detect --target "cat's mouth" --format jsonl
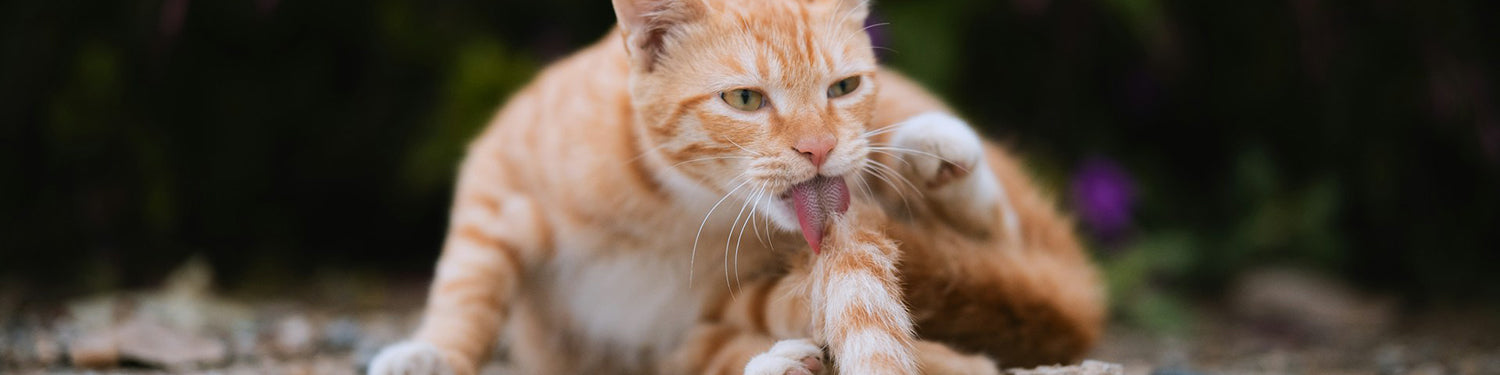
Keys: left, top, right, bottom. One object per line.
{"left": 778, "top": 175, "right": 850, "bottom": 254}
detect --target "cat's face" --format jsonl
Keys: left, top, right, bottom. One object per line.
{"left": 618, "top": 0, "right": 877, "bottom": 234}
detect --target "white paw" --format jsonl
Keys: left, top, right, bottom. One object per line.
{"left": 887, "top": 112, "right": 985, "bottom": 190}
{"left": 745, "top": 339, "right": 826, "bottom": 375}
{"left": 887, "top": 112, "right": 1011, "bottom": 233}
{"left": 367, "top": 341, "right": 460, "bottom": 375}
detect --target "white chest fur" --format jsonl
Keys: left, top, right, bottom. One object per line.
{"left": 551, "top": 250, "right": 700, "bottom": 357}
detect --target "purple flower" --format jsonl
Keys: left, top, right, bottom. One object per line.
{"left": 1071, "top": 157, "right": 1136, "bottom": 243}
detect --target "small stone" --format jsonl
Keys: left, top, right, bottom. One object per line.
{"left": 1407, "top": 363, "right": 1446, "bottom": 375}
{"left": 1007, "top": 360, "right": 1125, "bottom": 375}
{"left": 1232, "top": 268, "right": 1395, "bottom": 343}
{"left": 68, "top": 332, "right": 119, "bottom": 369}
{"left": 114, "top": 315, "right": 229, "bottom": 369}
{"left": 0, "top": 331, "right": 9, "bottom": 365}
{"left": 33, "top": 330, "right": 60, "bottom": 366}
{"left": 230, "top": 320, "right": 262, "bottom": 359}
{"left": 273, "top": 315, "right": 317, "bottom": 357}
{"left": 1148, "top": 369, "right": 1209, "bottom": 375}
{"left": 3, "top": 328, "right": 28, "bottom": 367}
{"left": 352, "top": 337, "right": 389, "bottom": 372}
{"left": 323, "top": 317, "right": 363, "bottom": 351}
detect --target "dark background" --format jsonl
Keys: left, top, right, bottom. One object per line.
{"left": 3, "top": 0, "right": 1497, "bottom": 324}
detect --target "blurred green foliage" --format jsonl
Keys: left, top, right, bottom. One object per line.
{"left": 2, "top": 0, "right": 1497, "bottom": 323}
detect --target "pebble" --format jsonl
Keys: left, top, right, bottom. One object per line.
{"left": 33, "top": 329, "right": 60, "bottom": 366}
{"left": 1008, "top": 360, "right": 1126, "bottom": 375}
{"left": 68, "top": 315, "right": 229, "bottom": 370}
{"left": 323, "top": 317, "right": 363, "bottom": 351}
{"left": 1232, "top": 268, "right": 1394, "bottom": 343}
{"left": 230, "top": 320, "right": 261, "bottom": 360}
{"left": 67, "top": 332, "right": 118, "bottom": 369}
{"left": 273, "top": 315, "right": 317, "bottom": 356}
{"left": 117, "top": 315, "right": 229, "bottom": 369}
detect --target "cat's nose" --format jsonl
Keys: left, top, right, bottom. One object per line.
{"left": 794, "top": 136, "right": 836, "bottom": 168}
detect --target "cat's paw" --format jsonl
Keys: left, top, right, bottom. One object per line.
{"left": 367, "top": 341, "right": 466, "bottom": 375}
{"left": 887, "top": 112, "right": 985, "bottom": 190}
{"left": 745, "top": 339, "right": 826, "bottom": 375}
{"left": 886, "top": 112, "right": 1004, "bottom": 230}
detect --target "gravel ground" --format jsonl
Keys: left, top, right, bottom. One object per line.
{"left": 2, "top": 262, "right": 1496, "bottom": 374}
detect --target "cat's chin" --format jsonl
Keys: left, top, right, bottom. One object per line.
{"left": 763, "top": 198, "right": 803, "bottom": 233}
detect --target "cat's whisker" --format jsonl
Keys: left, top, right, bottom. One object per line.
{"left": 624, "top": 142, "right": 673, "bottom": 164}
{"left": 725, "top": 138, "right": 762, "bottom": 157}
{"left": 735, "top": 185, "right": 764, "bottom": 291}
{"left": 840, "top": 18, "right": 888, "bottom": 47}
{"left": 867, "top": 160, "right": 925, "bottom": 197}
{"left": 749, "top": 185, "right": 768, "bottom": 247}
{"left": 872, "top": 46, "right": 900, "bottom": 55}
{"left": 862, "top": 164, "right": 913, "bottom": 213}
{"left": 864, "top": 160, "right": 922, "bottom": 213}
{"left": 867, "top": 149, "right": 914, "bottom": 167}
{"left": 827, "top": 0, "right": 874, "bottom": 49}
{"left": 723, "top": 180, "right": 760, "bottom": 300}
{"left": 762, "top": 211, "right": 776, "bottom": 253}
{"left": 864, "top": 149, "right": 916, "bottom": 194}
{"left": 734, "top": 183, "right": 766, "bottom": 294}
{"left": 691, "top": 177, "right": 752, "bottom": 287}
{"left": 861, "top": 122, "right": 905, "bottom": 138}
{"left": 827, "top": 0, "right": 846, "bottom": 24}
{"left": 851, "top": 168, "right": 877, "bottom": 202}
{"left": 837, "top": 0, "right": 873, "bottom": 27}
{"left": 758, "top": 187, "right": 777, "bottom": 254}
{"left": 869, "top": 145, "right": 971, "bottom": 173}
{"left": 860, "top": 22, "right": 890, "bottom": 33}
{"left": 671, "top": 156, "right": 752, "bottom": 169}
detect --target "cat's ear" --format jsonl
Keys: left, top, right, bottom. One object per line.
{"left": 611, "top": 0, "right": 707, "bottom": 71}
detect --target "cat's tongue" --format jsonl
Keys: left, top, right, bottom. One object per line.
{"left": 789, "top": 176, "right": 850, "bottom": 254}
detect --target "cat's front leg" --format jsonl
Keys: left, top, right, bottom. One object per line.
{"left": 885, "top": 112, "right": 1009, "bottom": 235}
{"left": 368, "top": 169, "right": 548, "bottom": 374}
{"left": 807, "top": 205, "right": 919, "bottom": 375}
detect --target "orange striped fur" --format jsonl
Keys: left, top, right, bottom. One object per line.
{"left": 368, "top": 0, "right": 1103, "bottom": 374}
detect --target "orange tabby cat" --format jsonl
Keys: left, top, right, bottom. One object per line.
{"left": 368, "top": 0, "right": 1103, "bottom": 374}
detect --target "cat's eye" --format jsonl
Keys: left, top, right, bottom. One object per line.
{"left": 721, "top": 89, "right": 765, "bottom": 111}
{"left": 827, "top": 76, "right": 861, "bottom": 98}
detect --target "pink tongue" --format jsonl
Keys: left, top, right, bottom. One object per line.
{"left": 790, "top": 176, "right": 850, "bottom": 253}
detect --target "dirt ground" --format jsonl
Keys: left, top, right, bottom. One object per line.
{"left": 2, "top": 263, "right": 1497, "bottom": 374}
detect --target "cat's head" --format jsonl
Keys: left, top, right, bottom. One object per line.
{"left": 613, "top": 0, "right": 878, "bottom": 240}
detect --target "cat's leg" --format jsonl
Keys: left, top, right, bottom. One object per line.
{"left": 672, "top": 204, "right": 922, "bottom": 374}
{"left": 677, "top": 328, "right": 998, "bottom": 375}
{"left": 804, "top": 206, "right": 920, "bottom": 375}
{"left": 669, "top": 271, "right": 825, "bottom": 375}
{"left": 673, "top": 240, "right": 1001, "bottom": 375}
{"left": 369, "top": 159, "right": 546, "bottom": 375}
{"left": 681, "top": 330, "right": 997, "bottom": 375}
{"left": 669, "top": 270, "right": 899, "bottom": 375}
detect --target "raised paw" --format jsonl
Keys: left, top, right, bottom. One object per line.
{"left": 886, "top": 112, "right": 985, "bottom": 190}
{"left": 745, "top": 339, "right": 826, "bottom": 375}
{"left": 884, "top": 112, "right": 1006, "bottom": 232}
{"left": 367, "top": 341, "right": 465, "bottom": 375}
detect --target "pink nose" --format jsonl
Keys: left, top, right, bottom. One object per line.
{"left": 794, "top": 136, "right": 836, "bottom": 167}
